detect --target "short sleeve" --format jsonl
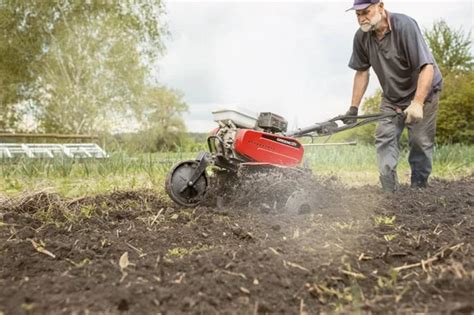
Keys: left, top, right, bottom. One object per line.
{"left": 348, "top": 33, "right": 371, "bottom": 71}
{"left": 402, "top": 19, "right": 435, "bottom": 70}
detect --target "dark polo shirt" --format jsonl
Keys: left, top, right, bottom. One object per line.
{"left": 349, "top": 11, "right": 443, "bottom": 107}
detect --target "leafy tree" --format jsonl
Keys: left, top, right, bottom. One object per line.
{"left": 0, "top": 0, "right": 171, "bottom": 134}
{"left": 360, "top": 88, "right": 382, "bottom": 114}
{"left": 138, "top": 87, "right": 188, "bottom": 132}
{"left": 112, "top": 87, "right": 189, "bottom": 152}
{"left": 0, "top": 2, "right": 57, "bottom": 130}
{"left": 424, "top": 20, "right": 473, "bottom": 144}
{"left": 436, "top": 71, "right": 474, "bottom": 144}
{"left": 138, "top": 87, "right": 189, "bottom": 151}
{"left": 424, "top": 20, "right": 473, "bottom": 74}
{"left": 34, "top": 9, "right": 147, "bottom": 133}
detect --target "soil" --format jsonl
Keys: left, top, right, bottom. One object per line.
{"left": 0, "top": 175, "right": 473, "bottom": 314}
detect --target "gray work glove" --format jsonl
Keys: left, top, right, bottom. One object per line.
{"left": 342, "top": 106, "right": 358, "bottom": 125}
{"left": 404, "top": 101, "right": 424, "bottom": 124}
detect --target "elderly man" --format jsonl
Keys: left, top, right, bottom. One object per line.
{"left": 344, "top": 0, "right": 443, "bottom": 192}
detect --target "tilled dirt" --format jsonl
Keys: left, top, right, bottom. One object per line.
{"left": 0, "top": 176, "right": 473, "bottom": 314}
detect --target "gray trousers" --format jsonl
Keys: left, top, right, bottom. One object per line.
{"left": 375, "top": 92, "right": 439, "bottom": 192}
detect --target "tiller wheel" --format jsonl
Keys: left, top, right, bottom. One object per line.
{"left": 165, "top": 160, "right": 209, "bottom": 207}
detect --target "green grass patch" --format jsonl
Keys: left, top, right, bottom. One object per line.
{"left": 305, "top": 143, "right": 473, "bottom": 185}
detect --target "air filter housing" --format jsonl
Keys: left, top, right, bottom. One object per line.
{"left": 257, "top": 112, "right": 288, "bottom": 133}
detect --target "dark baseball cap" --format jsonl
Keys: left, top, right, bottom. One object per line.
{"left": 346, "top": 0, "right": 380, "bottom": 12}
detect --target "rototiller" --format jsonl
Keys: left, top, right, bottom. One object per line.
{"left": 165, "top": 108, "right": 401, "bottom": 210}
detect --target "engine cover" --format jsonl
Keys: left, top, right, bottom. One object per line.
{"left": 233, "top": 129, "right": 304, "bottom": 166}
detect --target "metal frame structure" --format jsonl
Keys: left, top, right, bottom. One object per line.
{"left": 0, "top": 143, "right": 109, "bottom": 159}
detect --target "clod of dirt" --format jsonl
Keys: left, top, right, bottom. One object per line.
{"left": 117, "top": 298, "right": 129, "bottom": 311}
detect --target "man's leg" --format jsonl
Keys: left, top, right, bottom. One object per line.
{"left": 375, "top": 105, "right": 405, "bottom": 192}
{"left": 407, "top": 93, "right": 439, "bottom": 188}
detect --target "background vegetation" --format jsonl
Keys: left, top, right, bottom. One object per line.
{"left": 1, "top": 144, "right": 472, "bottom": 197}
{"left": 1, "top": 1, "right": 472, "bottom": 151}
{"left": 0, "top": 3, "right": 472, "bottom": 196}
{"left": 0, "top": 0, "right": 188, "bottom": 152}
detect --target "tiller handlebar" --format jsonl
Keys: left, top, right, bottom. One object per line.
{"left": 285, "top": 112, "right": 405, "bottom": 138}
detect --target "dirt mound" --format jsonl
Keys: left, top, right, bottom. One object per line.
{"left": 0, "top": 176, "right": 472, "bottom": 314}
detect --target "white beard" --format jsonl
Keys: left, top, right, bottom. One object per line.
{"left": 360, "top": 11, "right": 382, "bottom": 33}
{"left": 360, "top": 23, "right": 372, "bottom": 32}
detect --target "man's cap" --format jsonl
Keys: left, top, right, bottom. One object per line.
{"left": 346, "top": 0, "right": 380, "bottom": 12}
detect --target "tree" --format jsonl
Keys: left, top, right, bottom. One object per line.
{"left": 424, "top": 20, "right": 473, "bottom": 75}
{"left": 34, "top": 8, "right": 148, "bottom": 133}
{"left": 112, "top": 86, "right": 189, "bottom": 152}
{"left": 424, "top": 20, "right": 473, "bottom": 144}
{"left": 0, "top": 2, "right": 57, "bottom": 130}
{"left": 0, "top": 1, "right": 170, "bottom": 133}
{"left": 360, "top": 88, "right": 382, "bottom": 114}
{"left": 138, "top": 87, "right": 189, "bottom": 151}
{"left": 436, "top": 71, "right": 474, "bottom": 144}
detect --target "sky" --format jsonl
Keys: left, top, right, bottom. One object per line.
{"left": 156, "top": 0, "right": 474, "bottom": 132}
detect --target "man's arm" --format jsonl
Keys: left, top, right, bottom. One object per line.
{"left": 404, "top": 64, "right": 434, "bottom": 123}
{"left": 412, "top": 64, "right": 434, "bottom": 106}
{"left": 342, "top": 69, "right": 370, "bottom": 124}
{"left": 351, "top": 70, "right": 370, "bottom": 109}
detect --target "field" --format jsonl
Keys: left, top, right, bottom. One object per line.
{"left": 0, "top": 145, "right": 473, "bottom": 314}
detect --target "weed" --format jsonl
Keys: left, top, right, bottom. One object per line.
{"left": 80, "top": 205, "right": 96, "bottom": 219}
{"left": 383, "top": 233, "right": 398, "bottom": 241}
{"left": 373, "top": 215, "right": 396, "bottom": 226}
{"left": 21, "top": 303, "right": 35, "bottom": 311}
{"left": 334, "top": 221, "right": 354, "bottom": 230}
{"left": 166, "top": 243, "right": 213, "bottom": 258}
{"left": 376, "top": 268, "right": 399, "bottom": 292}
{"left": 167, "top": 247, "right": 189, "bottom": 258}
{"left": 3, "top": 177, "right": 22, "bottom": 192}
{"left": 66, "top": 258, "right": 92, "bottom": 268}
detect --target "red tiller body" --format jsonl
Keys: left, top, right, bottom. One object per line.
{"left": 233, "top": 129, "right": 304, "bottom": 167}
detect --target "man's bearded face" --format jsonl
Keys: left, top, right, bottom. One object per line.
{"left": 360, "top": 10, "right": 382, "bottom": 32}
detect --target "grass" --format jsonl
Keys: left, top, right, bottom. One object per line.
{"left": 305, "top": 143, "right": 473, "bottom": 185}
{"left": 0, "top": 145, "right": 472, "bottom": 197}
{"left": 0, "top": 151, "right": 194, "bottom": 197}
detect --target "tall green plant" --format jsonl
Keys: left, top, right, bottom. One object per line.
{"left": 424, "top": 20, "right": 473, "bottom": 75}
